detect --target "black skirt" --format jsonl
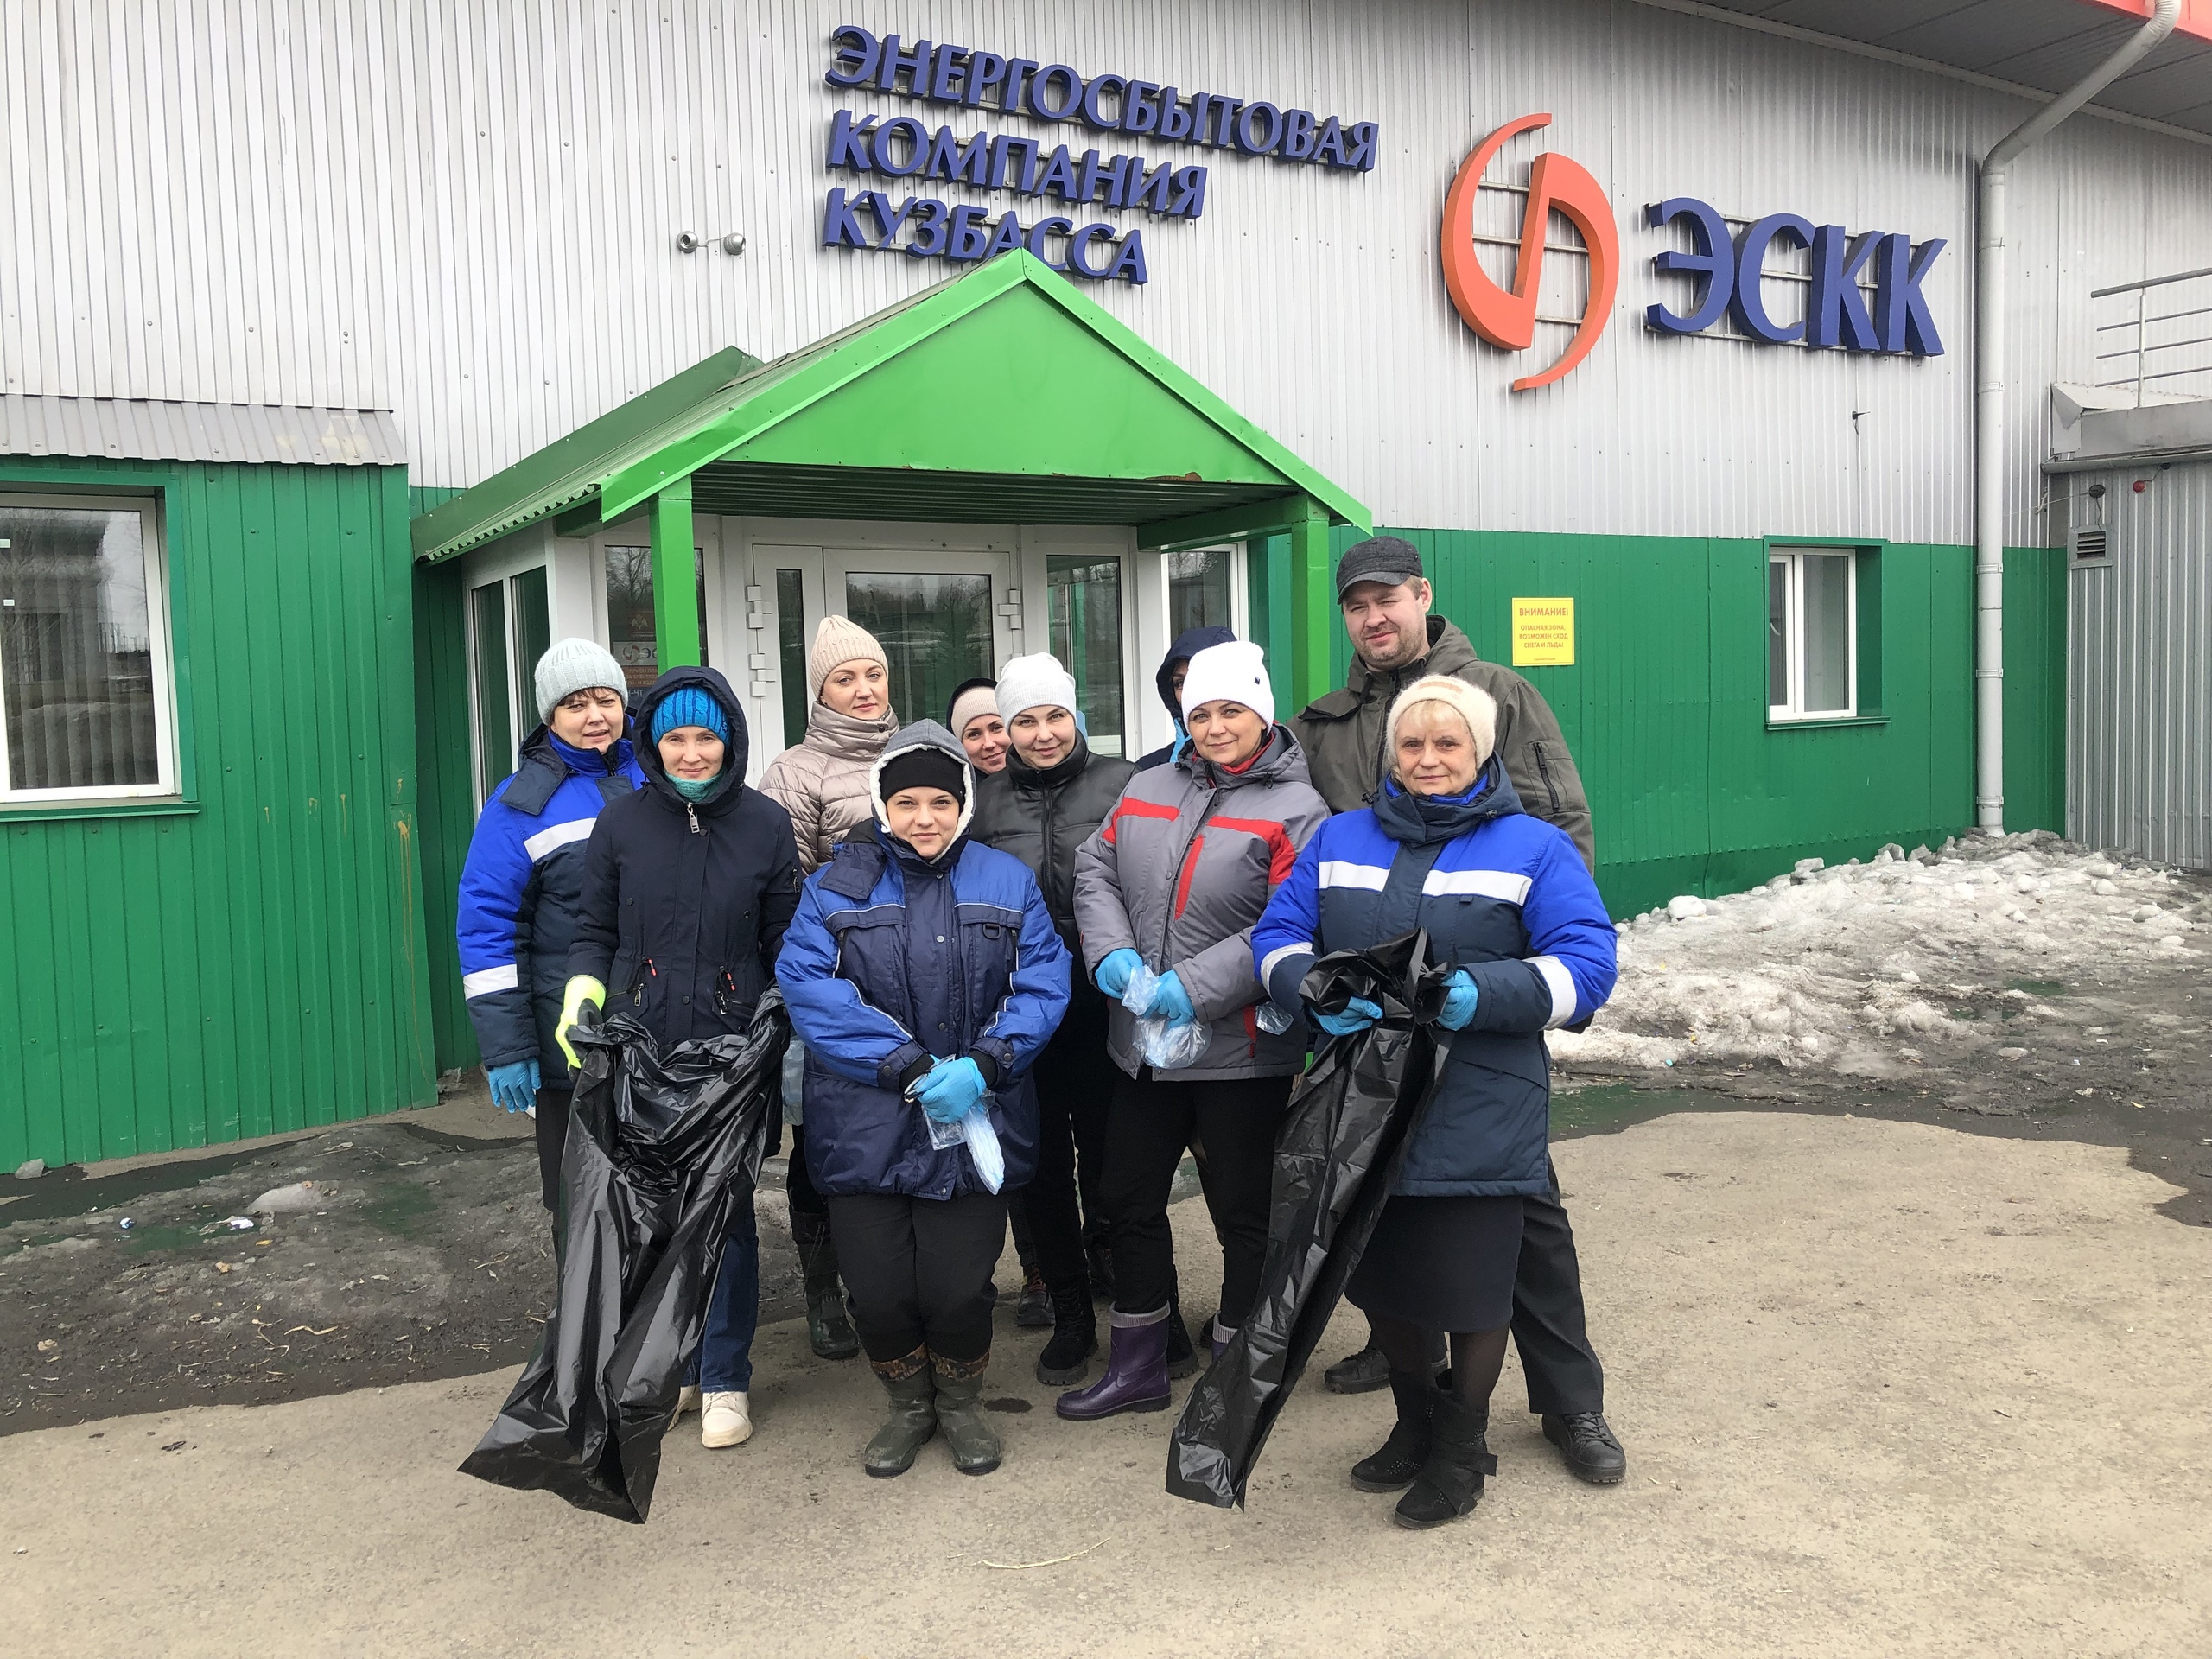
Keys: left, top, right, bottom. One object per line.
{"left": 1344, "top": 1193, "right": 1524, "bottom": 1332}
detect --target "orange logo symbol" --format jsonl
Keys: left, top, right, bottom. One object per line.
{"left": 1440, "top": 113, "right": 1619, "bottom": 391}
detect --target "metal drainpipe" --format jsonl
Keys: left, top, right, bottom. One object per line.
{"left": 1974, "top": 0, "right": 2179, "bottom": 834}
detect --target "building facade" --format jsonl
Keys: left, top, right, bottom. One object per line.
{"left": 4, "top": 0, "right": 2209, "bottom": 1165}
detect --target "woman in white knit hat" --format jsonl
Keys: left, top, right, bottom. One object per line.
{"left": 945, "top": 678, "right": 1009, "bottom": 776}
{"left": 757, "top": 615, "right": 900, "bottom": 1363}
{"left": 455, "top": 638, "right": 645, "bottom": 1213}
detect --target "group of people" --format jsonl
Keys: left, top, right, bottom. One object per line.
{"left": 456, "top": 534, "right": 1622, "bottom": 1529}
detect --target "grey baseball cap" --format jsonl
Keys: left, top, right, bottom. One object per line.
{"left": 1334, "top": 535, "right": 1424, "bottom": 597}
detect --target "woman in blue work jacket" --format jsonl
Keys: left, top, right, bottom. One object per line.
{"left": 776, "top": 720, "right": 1070, "bottom": 1481}
{"left": 1252, "top": 675, "right": 1618, "bottom": 1531}
{"left": 454, "top": 639, "right": 645, "bottom": 1211}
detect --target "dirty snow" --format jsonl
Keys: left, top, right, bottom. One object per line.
{"left": 1551, "top": 832, "right": 2209, "bottom": 1082}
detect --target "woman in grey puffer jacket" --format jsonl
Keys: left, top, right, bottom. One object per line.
{"left": 1059, "top": 640, "right": 1331, "bottom": 1422}
{"left": 756, "top": 614, "right": 900, "bottom": 1363}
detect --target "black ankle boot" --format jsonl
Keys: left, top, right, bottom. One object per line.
{"left": 1394, "top": 1394, "right": 1497, "bottom": 1529}
{"left": 1351, "top": 1370, "right": 1439, "bottom": 1492}
{"left": 791, "top": 1209, "right": 859, "bottom": 1361}
{"left": 1033, "top": 1279, "right": 1099, "bottom": 1384}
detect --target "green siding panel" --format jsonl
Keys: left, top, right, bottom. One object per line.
{"left": 413, "top": 556, "right": 480, "bottom": 1075}
{"left": 0, "top": 456, "right": 437, "bottom": 1168}
{"left": 1256, "top": 524, "right": 2061, "bottom": 921}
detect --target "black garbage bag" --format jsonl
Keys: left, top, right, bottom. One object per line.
{"left": 459, "top": 992, "right": 788, "bottom": 1523}
{"left": 1166, "top": 932, "right": 1452, "bottom": 1510}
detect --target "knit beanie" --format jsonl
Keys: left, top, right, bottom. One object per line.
{"left": 1179, "top": 639, "right": 1275, "bottom": 727}
{"left": 878, "top": 744, "right": 967, "bottom": 804}
{"left": 1334, "top": 535, "right": 1425, "bottom": 597}
{"left": 1384, "top": 675, "right": 1498, "bottom": 767}
{"left": 946, "top": 678, "right": 1000, "bottom": 737}
{"left": 650, "top": 685, "right": 731, "bottom": 746}
{"left": 994, "top": 653, "right": 1079, "bottom": 724}
{"left": 533, "top": 637, "right": 628, "bottom": 721}
{"left": 806, "top": 614, "right": 889, "bottom": 701}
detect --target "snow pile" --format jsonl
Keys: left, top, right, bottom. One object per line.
{"left": 1550, "top": 833, "right": 2209, "bottom": 1081}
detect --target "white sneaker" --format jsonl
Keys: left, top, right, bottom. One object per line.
{"left": 701, "top": 1390, "right": 753, "bottom": 1449}
{"left": 672, "top": 1384, "right": 702, "bottom": 1421}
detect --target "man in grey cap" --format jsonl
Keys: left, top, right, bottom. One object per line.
{"left": 1293, "top": 535, "right": 1623, "bottom": 1486}
{"left": 1296, "top": 536, "right": 1592, "bottom": 861}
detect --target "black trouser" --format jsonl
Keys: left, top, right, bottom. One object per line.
{"left": 1098, "top": 1070, "right": 1291, "bottom": 1327}
{"left": 826, "top": 1192, "right": 1007, "bottom": 1365}
{"left": 532, "top": 1086, "right": 573, "bottom": 1213}
{"left": 1019, "top": 984, "right": 1117, "bottom": 1293}
{"left": 1510, "top": 1157, "right": 1605, "bottom": 1415}
{"left": 785, "top": 1122, "right": 829, "bottom": 1217}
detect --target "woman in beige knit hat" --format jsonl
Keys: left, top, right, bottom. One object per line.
{"left": 757, "top": 613, "right": 900, "bottom": 1362}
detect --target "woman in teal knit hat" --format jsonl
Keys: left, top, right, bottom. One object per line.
{"left": 562, "top": 664, "right": 803, "bottom": 1452}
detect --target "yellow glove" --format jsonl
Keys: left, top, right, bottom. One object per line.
{"left": 556, "top": 975, "right": 607, "bottom": 1071}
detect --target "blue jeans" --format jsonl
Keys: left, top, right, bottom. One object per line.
{"left": 696, "top": 1199, "right": 760, "bottom": 1393}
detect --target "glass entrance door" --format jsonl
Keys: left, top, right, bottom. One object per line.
{"left": 760, "top": 546, "right": 1020, "bottom": 747}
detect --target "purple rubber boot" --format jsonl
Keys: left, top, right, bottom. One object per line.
{"left": 1055, "top": 1306, "right": 1172, "bottom": 1420}
{"left": 1210, "top": 1320, "right": 1236, "bottom": 1362}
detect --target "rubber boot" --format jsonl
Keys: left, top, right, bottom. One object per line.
{"left": 791, "top": 1208, "right": 860, "bottom": 1361}
{"left": 1164, "top": 1292, "right": 1199, "bottom": 1382}
{"left": 1393, "top": 1394, "right": 1497, "bottom": 1529}
{"left": 1350, "top": 1370, "right": 1438, "bottom": 1492}
{"left": 1055, "top": 1306, "right": 1173, "bottom": 1420}
{"left": 1034, "top": 1279, "right": 1099, "bottom": 1385}
{"left": 931, "top": 1351, "right": 1003, "bottom": 1476}
{"left": 862, "top": 1345, "right": 937, "bottom": 1478}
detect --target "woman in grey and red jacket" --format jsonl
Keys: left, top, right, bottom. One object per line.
{"left": 1058, "top": 640, "right": 1331, "bottom": 1421}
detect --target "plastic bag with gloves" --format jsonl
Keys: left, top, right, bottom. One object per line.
{"left": 459, "top": 992, "right": 787, "bottom": 1523}
{"left": 1166, "top": 931, "right": 1454, "bottom": 1510}
{"left": 907, "top": 1062, "right": 1008, "bottom": 1194}
{"left": 1122, "top": 964, "right": 1210, "bottom": 1071}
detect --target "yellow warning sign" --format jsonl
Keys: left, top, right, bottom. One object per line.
{"left": 1510, "top": 597, "right": 1575, "bottom": 667}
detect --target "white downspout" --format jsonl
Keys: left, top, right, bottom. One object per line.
{"left": 1974, "top": 0, "right": 2178, "bottom": 834}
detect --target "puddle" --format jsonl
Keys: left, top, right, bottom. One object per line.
{"left": 2005, "top": 979, "right": 2069, "bottom": 997}
{"left": 1551, "top": 1084, "right": 1763, "bottom": 1140}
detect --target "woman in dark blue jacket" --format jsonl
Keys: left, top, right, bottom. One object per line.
{"left": 558, "top": 664, "right": 802, "bottom": 1455}
{"left": 777, "top": 721, "right": 1071, "bottom": 1480}
{"left": 455, "top": 639, "right": 645, "bottom": 1211}
{"left": 1252, "top": 675, "right": 1617, "bottom": 1530}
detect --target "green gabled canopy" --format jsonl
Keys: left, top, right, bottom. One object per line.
{"left": 411, "top": 251, "right": 1369, "bottom": 563}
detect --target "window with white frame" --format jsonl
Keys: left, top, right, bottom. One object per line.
{"left": 0, "top": 494, "right": 179, "bottom": 804}
{"left": 469, "top": 566, "right": 551, "bottom": 803}
{"left": 1767, "top": 547, "right": 1857, "bottom": 721}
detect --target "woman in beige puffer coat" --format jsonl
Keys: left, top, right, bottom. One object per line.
{"left": 756, "top": 613, "right": 901, "bottom": 1362}
{"left": 759, "top": 616, "right": 901, "bottom": 874}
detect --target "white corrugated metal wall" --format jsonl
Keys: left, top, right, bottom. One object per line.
{"left": 5, "top": 0, "right": 2210, "bottom": 545}
{"left": 2067, "top": 461, "right": 2212, "bottom": 868}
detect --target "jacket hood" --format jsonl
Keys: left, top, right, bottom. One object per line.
{"left": 1372, "top": 756, "right": 1523, "bottom": 845}
{"left": 868, "top": 720, "right": 976, "bottom": 856}
{"left": 1174, "top": 721, "right": 1312, "bottom": 791}
{"left": 632, "top": 664, "right": 749, "bottom": 806}
{"left": 805, "top": 696, "right": 901, "bottom": 760}
{"left": 1348, "top": 614, "right": 1479, "bottom": 699}
{"left": 1157, "top": 625, "right": 1237, "bottom": 721}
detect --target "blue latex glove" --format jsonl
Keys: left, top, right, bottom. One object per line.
{"left": 914, "top": 1056, "right": 988, "bottom": 1124}
{"left": 1096, "top": 948, "right": 1144, "bottom": 999}
{"left": 486, "top": 1058, "right": 540, "bottom": 1114}
{"left": 1438, "top": 969, "right": 1480, "bottom": 1032}
{"left": 1311, "top": 996, "right": 1382, "bottom": 1038}
{"left": 1146, "top": 970, "right": 1195, "bottom": 1023}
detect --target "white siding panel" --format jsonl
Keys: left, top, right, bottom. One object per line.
{"left": 3, "top": 0, "right": 2209, "bottom": 548}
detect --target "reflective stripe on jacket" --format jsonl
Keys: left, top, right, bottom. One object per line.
{"left": 456, "top": 727, "right": 646, "bottom": 1080}
{"left": 1252, "top": 763, "right": 1617, "bottom": 1197}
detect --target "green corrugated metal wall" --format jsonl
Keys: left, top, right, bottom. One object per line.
{"left": 1, "top": 457, "right": 437, "bottom": 1168}
{"left": 405, "top": 487, "right": 480, "bottom": 1076}
{"left": 1255, "top": 527, "right": 2068, "bottom": 918}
